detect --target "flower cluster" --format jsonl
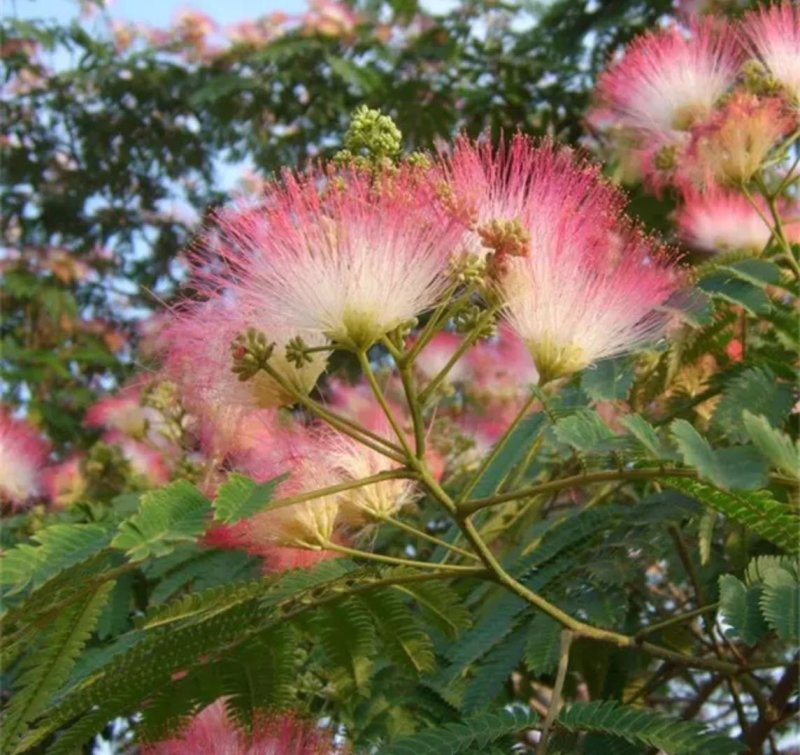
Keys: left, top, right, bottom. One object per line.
{"left": 137, "top": 121, "right": 683, "bottom": 567}
{"left": 591, "top": 2, "right": 799, "bottom": 256}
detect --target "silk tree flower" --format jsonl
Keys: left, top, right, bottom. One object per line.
{"left": 676, "top": 187, "right": 777, "bottom": 253}
{"left": 163, "top": 299, "right": 326, "bottom": 454}
{"left": 324, "top": 431, "right": 418, "bottom": 525}
{"left": 0, "top": 408, "right": 51, "bottom": 508}
{"left": 143, "top": 699, "right": 333, "bottom": 754}
{"left": 741, "top": 1, "right": 800, "bottom": 105}
{"left": 85, "top": 385, "right": 153, "bottom": 438}
{"left": 209, "top": 424, "right": 341, "bottom": 551}
{"left": 595, "top": 20, "right": 742, "bottom": 139}
{"left": 103, "top": 431, "right": 171, "bottom": 487}
{"left": 42, "top": 455, "right": 86, "bottom": 508}
{"left": 443, "top": 136, "right": 682, "bottom": 383}
{"left": 682, "top": 93, "right": 797, "bottom": 187}
{"left": 215, "top": 165, "right": 463, "bottom": 350}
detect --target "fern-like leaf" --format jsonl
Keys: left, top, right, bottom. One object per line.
{"left": 664, "top": 477, "right": 799, "bottom": 553}
{"left": 759, "top": 566, "right": 799, "bottom": 641}
{"left": 111, "top": 480, "right": 211, "bottom": 561}
{"left": 359, "top": 589, "right": 436, "bottom": 675}
{"left": 212, "top": 472, "right": 285, "bottom": 524}
{"left": 557, "top": 700, "right": 744, "bottom": 754}
{"left": 381, "top": 708, "right": 540, "bottom": 755}
{"left": 1, "top": 580, "right": 115, "bottom": 752}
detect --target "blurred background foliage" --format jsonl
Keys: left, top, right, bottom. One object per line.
{"left": 0, "top": 0, "right": 680, "bottom": 443}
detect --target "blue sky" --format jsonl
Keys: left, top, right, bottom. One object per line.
{"left": 5, "top": 0, "right": 308, "bottom": 26}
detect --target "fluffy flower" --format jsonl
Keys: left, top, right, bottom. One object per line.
{"left": 103, "top": 431, "right": 170, "bottom": 487}
{"left": 143, "top": 699, "right": 333, "bottom": 754}
{"left": 741, "top": 1, "right": 800, "bottom": 104}
{"left": 675, "top": 187, "right": 774, "bottom": 253}
{"left": 683, "top": 93, "right": 796, "bottom": 186}
{"left": 596, "top": 20, "right": 742, "bottom": 139}
{"left": 0, "top": 408, "right": 51, "bottom": 508}
{"left": 325, "top": 432, "right": 417, "bottom": 525}
{"left": 210, "top": 426, "right": 341, "bottom": 550}
{"left": 217, "top": 166, "right": 463, "bottom": 349}
{"left": 443, "top": 136, "right": 682, "bottom": 383}
{"left": 42, "top": 456, "right": 86, "bottom": 508}
{"left": 164, "top": 299, "right": 326, "bottom": 454}
{"left": 85, "top": 385, "right": 151, "bottom": 437}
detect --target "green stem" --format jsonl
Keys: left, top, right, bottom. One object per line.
{"left": 415, "top": 463, "right": 743, "bottom": 675}
{"left": 371, "top": 512, "right": 481, "bottom": 562}
{"left": 255, "top": 470, "right": 417, "bottom": 514}
{"left": 418, "top": 304, "right": 501, "bottom": 404}
{"left": 460, "top": 467, "right": 699, "bottom": 516}
{"left": 323, "top": 541, "right": 482, "bottom": 573}
{"left": 456, "top": 390, "right": 538, "bottom": 506}
{"left": 634, "top": 603, "right": 720, "bottom": 640}
{"left": 398, "top": 360, "right": 426, "bottom": 458}
{"left": 358, "top": 350, "right": 415, "bottom": 459}
{"left": 257, "top": 360, "right": 405, "bottom": 463}
{"left": 536, "top": 630, "right": 573, "bottom": 755}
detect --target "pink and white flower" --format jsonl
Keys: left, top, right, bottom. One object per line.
{"left": 596, "top": 20, "right": 742, "bottom": 139}
{"left": 143, "top": 699, "right": 333, "bottom": 754}
{"left": 216, "top": 166, "right": 463, "bottom": 349}
{"left": 443, "top": 136, "right": 682, "bottom": 382}
{"left": 675, "top": 187, "right": 774, "bottom": 253}
{"left": 741, "top": 1, "right": 800, "bottom": 105}
{"left": 42, "top": 455, "right": 86, "bottom": 508}
{"left": 0, "top": 408, "right": 51, "bottom": 508}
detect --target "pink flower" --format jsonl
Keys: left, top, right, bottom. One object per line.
{"left": 741, "top": 1, "right": 800, "bottom": 105}
{"left": 42, "top": 456, "right": 86, "bottom": 508}
{"left": 443, "top": 136, "right": 683, "bottom": 382}
{"left": 0, "top": 408, "right": 51, "bottom": 508}
{"left": 142, "top": 699, "right": 333, "bottom": 754}
{"left": 596, "top": 20, "right": 742, "bottom": 139}
{"left": 103, "top": 431, "right": 170, "bottom": 487}
{"left": 682, "top": 93, "right": 797, "bottom": 187}
{"left": 216, "top": 166, "right": 463, "bottom": 349}
{"left": 303, "top": 0, "right": 360, "bottom": 38}
{"left": 85, "top": 386, "right": 149, "bottom": 437}
{"left": 163, "top": 298, "right": 326, "bottom": 454}
{"left": 675, "top": 186, "right": 774, "bottom": 253}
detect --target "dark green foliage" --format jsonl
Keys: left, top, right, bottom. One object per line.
{"left": 381, "top": 708, "right": 540, "bottom": 755}
{"left": 556, "top": 701, "right": 745, "bottom": 754}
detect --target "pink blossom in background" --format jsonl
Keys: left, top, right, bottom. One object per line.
{"left": 595, "top": 19, "right": 742, "bottom": 139}
{"left": 103, "top": 431, "right": 170, "bottom": 487}
{"left": 42, "top": 455, "right": 86, "bottom": 508}
{"left": 0, "top": 408, "right": 51, "bottom": 508}
{"left": 681, "top": 92, "right": 797, "bottom": 187}
{"left": 675, "top": 187, "right": 776, "bottom": 254}
{"left": 741, "top": 1, "right": 800, "bottom": 105}
{"left": 143, "top": 699, "right": 334, "bottom": 754}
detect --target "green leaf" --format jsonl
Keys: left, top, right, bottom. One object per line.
{"left": 461, "top": 624, "right": 527, "bottom": 712}
{"left": 760, "top": 567, "right": 799, "bottom": 641}
{"left": 471, "top": 413, "right": 547, "bottom": 498}
{"left": 698, "top": 272, "right": 771, "bottom": 315}
{"left": 721, "top": 259, "right": 782, "bottom": 288}
{"left": 359, "top": 589, "right": 436, "bottom": 675}
{"left": 382, "top": 708, "right": 540, "bottom": 755}
{"left": 1, "top": 580, "right": 115, "bottom": 752}
{"left": 311, "top": 596, "right": 377, "bottom": 693}
{"left": 524, "top": 613, "right": 563, "bottom": 676}
{"left": 554, "top": 409, "right": 617, "bottom": 454}
{"left": 212, "top": 472, "right": 285, "bottom": 524}
{"left": 670, "top": 420, "right": 766, "bottom": 489}
{"left": 712, "top": 368, "right": 794, "bottom": 443}
{"left": 557, "top": 700, "right": 744, "bottom": 754}
{"left": 0, "top": 524, "right": 111, "bottom": 596}
{"left": 581, "top": 357, "right": 635, "bottom": 401}
{"left": 664, "top": 477, "right": 799, "bottom": 554}
{"left": 718, "top": 575, "right": 769, "bottom": 645}
{"left": 111, "top": 480, "right": 211, "bottom": 561}
{"left": 698, "top": 510, "right": 717, "bottom": 566}
{"left": 741, "top": 411, "right": 798, "bottom": 478}
{"left": 394, "top": 580, "right": 472, "bottom": 639}
{"left": 620, "top": 415, "right": 671, "bottom": 460}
